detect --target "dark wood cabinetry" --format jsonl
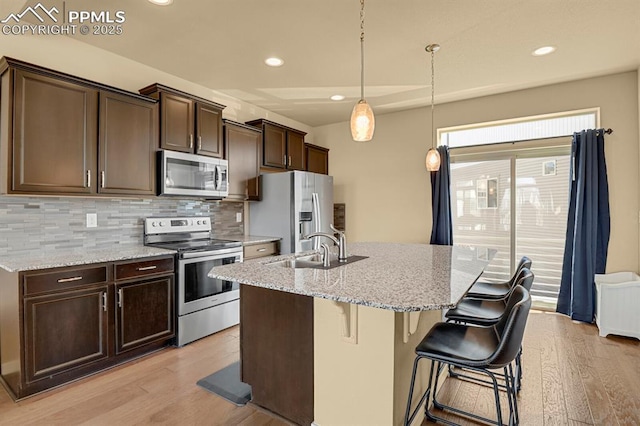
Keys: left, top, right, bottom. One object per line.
{"left": 140, "top": 84, "right": 225, "bottom": 158}
{"left": 246, "top": 119, "right": 307, "bottom": 171}
{"left": 0, "top": 57, "right": 158, "bottom": 197}
{"left": 305, "top": 143, "right": 330, "bottom": 175}
{"left": 10, "top": 69, "right": 98, "bottom": 194}
{"left": 99, "top": 91, "right": 157, "bottom": 195}
{"left": 240, "top": 284, "right": 313, "bottom": 426}
{"left": 0, "top": 255, "right": 175, "bottom": 400}
{"left": 224, "top": 120, "right": 261, "bottom": 200}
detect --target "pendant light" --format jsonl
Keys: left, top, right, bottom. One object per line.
{"left": 350, "top": 0, "right": 375, "bottom": 142}
{"left": 425, "top": 44, "right": 441, "bottom": 171}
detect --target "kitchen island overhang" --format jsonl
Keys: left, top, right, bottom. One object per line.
{"left": 209, "top": 242, "right": 495, "bottom": 426}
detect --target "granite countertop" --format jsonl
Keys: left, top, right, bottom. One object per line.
{"left": 220, "top": 235, "right": 281, "bottom": 245}
{"left": 209, "top": 242, "right": 495, "bottom": 312}
{"left": 0, "top": 246, "right": 177, "bottom": 273}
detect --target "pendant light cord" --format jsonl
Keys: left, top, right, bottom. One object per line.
{"left": 430, "top": 47, "right": 435, "bottom": 150}
{"left": 360, "top": 0, "right": 365, "bottom": 101}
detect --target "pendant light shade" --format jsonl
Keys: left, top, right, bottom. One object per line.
{"left": 425, "top": 147, "right": 441, "bottom": 171}
{"left": 351, "top": 0, "right": 375, "bottom": 142}
{"left": 351, "top": 99, "right": 375, "bottom": 141}
{"left": 425, "top": 43, "right": 441, "bottom": 171}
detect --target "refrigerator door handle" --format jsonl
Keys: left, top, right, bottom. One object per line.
{"left": 312, "top": 192, "right": 321, "bottom": 250}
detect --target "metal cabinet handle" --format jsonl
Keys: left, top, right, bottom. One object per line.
{"left": 100, "top": 171, "right": 105, "bottom": 189}
{"left": 102, "top": 292, "right": 107, "bottom": 312}
{"left": 190, "top": 134, "right": 194, "bottom": 149}
{"left": 284, "top": 155, "right": 287, "bottom": 167}
{"left": 86, "top": 170, "right": 91, "bottom": 188}
{"left": 136, "top": 265, "right": 157, "bottom": 271}
{"left": 117, "top": 288, "right": 123, "bottom": 308}
{"left": 289, "top": 156, "right": 292, "bottom": 167}
{"left": 198, "top": 136, "right": 202, "bottom": 151}
{"left": 58, "top": 276, "right": 83, "bottom": 283}
{"left": 257, "top": 248, "right": 267, "bottom": 252}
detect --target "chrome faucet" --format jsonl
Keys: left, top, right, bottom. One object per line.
{"left": 305, "top": 224, "right": 347, "bottom": 263}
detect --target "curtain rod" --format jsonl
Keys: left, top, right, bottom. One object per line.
{"left": 601, "top": 128, "right": 613, "bottom": 135}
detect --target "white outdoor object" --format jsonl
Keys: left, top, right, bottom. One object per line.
{"left": 594, "top": 272, "right": 640, "bottom": 339}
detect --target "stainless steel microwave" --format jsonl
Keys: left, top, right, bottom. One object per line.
{"left": 158, "top": 150, "right": 229, "bottom": 199}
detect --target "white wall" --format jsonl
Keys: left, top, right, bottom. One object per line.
{"left": 0, "top": 35, "right": 313, "bottom": 136}
{"left": 315, "top": 71, "right": 640, "bottom": 274}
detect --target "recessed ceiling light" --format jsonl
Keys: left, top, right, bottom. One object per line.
{"left": 532, "top": 46, "right": 556, "bottom": 56}
{"left": 265, "top": 57, "right": 284, "bottom": 67}
{"left": 148, "top": 0, "right": 173, "bottom": 5}
{"left": 330, "top": 95, "right": 345, "bottom": 101}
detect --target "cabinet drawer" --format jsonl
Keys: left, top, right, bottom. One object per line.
{"left": 23, "top": 265, "right": 108, "bottom": 296}
{"left": 115, "top": 257, "right": 175, "bottom": 281}
{"left": 244, "top": 242, "right": 278, "bottom": 260}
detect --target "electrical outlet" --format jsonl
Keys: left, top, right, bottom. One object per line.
{"left": 236, "top": 212, "right": 242, "bottom": 223}
{"left": 86, "top": 213, "right": 97, "bottom": 228}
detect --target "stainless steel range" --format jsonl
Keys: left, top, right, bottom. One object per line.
{"left": 144, "top": 217, "right": 243, "bottom": 346}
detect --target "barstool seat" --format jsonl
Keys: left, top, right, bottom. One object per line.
{"left": 465, "top": 256, "right": 532, "bottom": 300}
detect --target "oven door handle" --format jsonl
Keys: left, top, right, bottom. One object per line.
{"left": 180, "top": 248, "right": 243, "bottom": 259}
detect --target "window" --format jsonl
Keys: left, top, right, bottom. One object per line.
{"left": 445, "top": 109, "right": 598, "bottom": 309}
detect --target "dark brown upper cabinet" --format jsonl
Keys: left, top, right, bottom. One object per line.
{"left": 245, "top": 119, "right": 307, "bottom": 171}
{"left": 99, "top": 91, "right": 157, "bottom": 196}
{"left": 224, "top": 120, "right": 262, "bottom": 201}
{"left": 140, "top": 84, "right": 225, "bottom": 158}
{"left": 0, "top": 57, "right": 158, "bottom": 197}
{"left": 9, "top": 68, "right": 98, "bottom": 194}
{"left": 305, "top": 143, "right": 330, "bottom": 175}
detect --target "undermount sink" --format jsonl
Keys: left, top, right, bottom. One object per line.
{"left": 268, "top": 254, "right": 368, "bottom": 270}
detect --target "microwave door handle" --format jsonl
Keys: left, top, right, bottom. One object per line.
{"left": 214, "top": 165, "right": 220, "bottom": 190}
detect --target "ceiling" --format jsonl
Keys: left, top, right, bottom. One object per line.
{"left": 19, "top": 0, "right": 640, "bottom": 127}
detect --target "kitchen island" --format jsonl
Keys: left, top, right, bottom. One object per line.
{"left": 210, "top": 242, "right": 494, "bottom": 426}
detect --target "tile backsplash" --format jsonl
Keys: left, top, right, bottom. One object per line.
{"left": 0, "top": 196, "right": 244, "bottom": 257}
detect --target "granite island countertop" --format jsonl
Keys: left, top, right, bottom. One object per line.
{"left": 0, "top": 246, "right": 177, "bottom": 272}
{"left": 209, "top": 242, "right": 495, "bottom": 312}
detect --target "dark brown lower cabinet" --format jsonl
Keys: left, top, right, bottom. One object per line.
{"left": 115, "top": 276, "right": 174, "bottom": 354}
{"left": 240, "top": 284, "right": 313, "bottom": 426}
{"left": 24, "top": 285, "right": 109, "bottom": 384}
{"left": 0, "top": 255, "right": 175, "bottom": 400}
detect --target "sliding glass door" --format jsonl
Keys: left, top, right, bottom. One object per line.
{"left": 450, "top": 143, "right": 571, "bottom": 307}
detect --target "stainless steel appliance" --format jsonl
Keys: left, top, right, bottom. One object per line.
{"left": 158, "top": 150, "right": 229, "bottom": 199}
{"left": 249, "top": 171, "right": 334, "bottom": 254}
{"left": 143, "top": 217, "right": 242, "bottom": 346}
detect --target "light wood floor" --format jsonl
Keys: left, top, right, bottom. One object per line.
{"left": 0, "top": 311, "right": 638, "bottom": 425}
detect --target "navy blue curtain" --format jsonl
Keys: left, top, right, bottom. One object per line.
{"left": 430, "top": 145, "right": 453, "bottom": 245}
{"left": 556, "top": 129, "right": 610, "bottom": 323}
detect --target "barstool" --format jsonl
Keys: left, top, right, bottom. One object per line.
{"left": 404, "top": 286, "right": 531, "bottom": 426}
{"left": 465, "top": 256, "right": 532, "bottom": 300}
{"left": 445, "top": 267, "right": 534, "bottom": 391}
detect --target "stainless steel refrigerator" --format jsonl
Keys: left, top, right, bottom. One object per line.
{"left": 249, "top": 171, "right": 334, "bottom": 254}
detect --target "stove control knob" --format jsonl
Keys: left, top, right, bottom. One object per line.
{"left": 151, "top": 221, "right": 157, "bottom": 227}
{"left": 196, "top": 220, "right": 201, "bottom": 225}
{"left": 202, "top": 219, "right": 208, "bottom": 225}
{"left": 159, "top": 222, "right": 165, "bottom": 227}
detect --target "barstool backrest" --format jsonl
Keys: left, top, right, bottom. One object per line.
{"left": 488, "top": 286, "right": 531, "bottom": 368}
{"left": 508, "top": 256, "right": 532, "bottom": 286}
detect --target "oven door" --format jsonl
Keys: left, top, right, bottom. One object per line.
{"left": 178, "top": 250, "right": 242, "bottom": 316}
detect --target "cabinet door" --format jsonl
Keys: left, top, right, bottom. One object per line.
{"left": 306, "top": 144, "right": 329, "bottom": 175}
{"left": 12, "top": 69, "right": 98, "bottom": 194}
{"left": 24, "top": 286, "right": 109, "bottom": 384}
{"left": 99, "top": 91, "right": 157, "bottom": 195}
{"left": 225, "top": 122, "right": 261, "bottom": 200}
{"left": 159, "top": 92, "right": 193, "bottom": 153}
{"left": 196, "top": 103, "right": 223, "bottom": 158}
{"left": 287, "top": 130, "right": 306, "bottom": 171}
{"left": 263, "top": 123, "right": 286, "bottom": 168}
{"left": 115, "top": 276, "right": 175, "bottom": 354}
